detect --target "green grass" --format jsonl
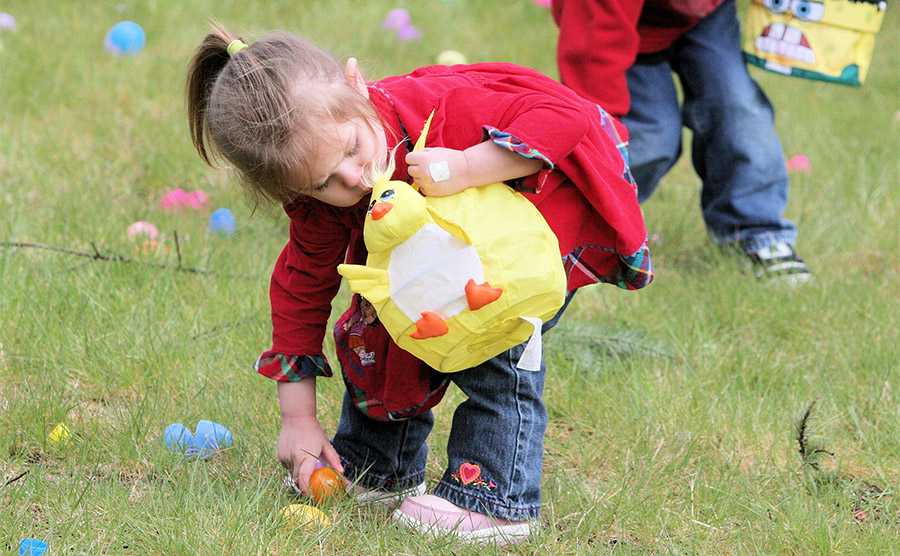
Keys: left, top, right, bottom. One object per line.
{"left": 1, "top": 1, "right": 898, "bottom": 554}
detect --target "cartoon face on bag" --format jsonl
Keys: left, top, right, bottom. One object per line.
{"left": 747, "top": 0, "right": 886, "bottom": 84}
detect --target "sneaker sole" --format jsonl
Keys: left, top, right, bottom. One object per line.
{"left": 352, "top": 482, "right": 427, "bottom": 508}
{"left": 391, "top": 507, "right": 532, "bottom": 545}
{"left": 769, "top": 272, "right": 813, "bottom": 286}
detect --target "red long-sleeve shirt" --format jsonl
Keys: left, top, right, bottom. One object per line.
{"left": 553, "top": 0, "right": 724, "bottom": 116}
{"left": 257, "top": 64, "right": 652, "bottom": 415}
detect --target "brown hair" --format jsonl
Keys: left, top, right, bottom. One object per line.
{"left": 186, "top": 23, "right": 379, "bottom": 205}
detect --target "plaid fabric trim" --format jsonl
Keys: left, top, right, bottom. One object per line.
{"left": 564, "top": 242, "right": 654, "bottom": 291}
{"left": 596, "top": 105, "right": 636, "bottom": 186}
{"left": 483, "top": 126, "right": 554, "bottom": 170}
{"left": 616, "top": 243, "right": 654, "bottom": 290}
{"left": 254, "top": 351, "right": 333, "bottom": 382}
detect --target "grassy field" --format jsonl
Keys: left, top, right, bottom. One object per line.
{"left": 1, "top": 1, "right": 897, "bottom": 554}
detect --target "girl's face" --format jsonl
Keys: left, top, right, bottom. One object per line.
{"left": 304, "top": 117, "right": 387, "bottom": 207}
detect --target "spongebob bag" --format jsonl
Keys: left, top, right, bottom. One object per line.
{"left": 337, "top": 113, "right": 567, "bottom": 373}
{"left": 743, "top": 0, "right": 887, "bottom": 86}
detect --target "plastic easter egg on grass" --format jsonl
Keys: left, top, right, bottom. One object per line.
{"left": 127, "top": 221, "right": 159, "bottom": 240}
{"left": 208, "top": 208, "right": 236, "bottom": 235}
{"left": 185, "top": 189, "right": 208, "bottom": 209}
{"left": 281, "top": 503, "right": 331, "bottom": 531}
{"left": 786, "top": 154, "right": 811, "bottom": 173}
{"left": 160, "top": 187, "right": 188, "bottom": 210}
{"left": 396, "top": 24, "right": 421, "bottom": 42}
{"left": 436, "top": 50, "right": 467, "bottom": 66}
{"left": 309, "top": 466, "right": 344, "bottom": 503}
{"left": 382, "top": 8, "right": 411, "bottom": 30}
{"left": 18, "top": 538, "right": 48, "bottom": 556}
{"left": 0, "top": 12, "right": 16, "bottom": 31}
{"left": 190, "top": 420, "right": 233, "bottom": 459}
{"left": 105, "top": 21, "right": 145, "bottom": 55}
{"left": 160, "top": 188, "right": 208, "bottom": 210}
{"left": 164, "top": 423, "right": 193, "bottom": 452}
{"left": 48, "top": 423, "right": 71, "bottom": 445}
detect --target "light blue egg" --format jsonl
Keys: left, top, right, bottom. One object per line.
{"left": 105, "top": 21, "right": 145, "bottom": 56}
{"left": 208, "top": 208, "right": 236, "bottom": 236}
{"left": 163, "top": 423, "right": 193, "bottom": 452}
{"left": 191, "top": 420, "right": 234, "bottom": 459}
{"left": 18, "top": 538, "right": 48, "bottom": 556}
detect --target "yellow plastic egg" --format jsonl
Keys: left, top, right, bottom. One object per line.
{"left": 281, "top": 503, "right": 332, "bottom": 531}
{"left": 48, "top": 423, "right": 71, "bottom": 445}
{"left": 436, "top": 49, "right": 467, "bottom": 66}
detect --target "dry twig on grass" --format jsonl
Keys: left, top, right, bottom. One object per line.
{"left": 1, "top": 240, "right": 255, "bottom": 279}
{"left": 796, "top": 400, "right": 835, "bottom": 470}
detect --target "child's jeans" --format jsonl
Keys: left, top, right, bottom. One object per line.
{"left": 622, "top": 0, "right": 798, "bottom": 253}
{"left": 332, "top": 294, "right": 574, "bottom": 521}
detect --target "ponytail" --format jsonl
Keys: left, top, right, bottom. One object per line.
{"left": 185, "top": 22, "right": 237, "bottom": 166}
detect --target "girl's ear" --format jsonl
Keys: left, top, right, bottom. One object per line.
{"left": 344, "top": 57, "right": 369, "bottom": 99}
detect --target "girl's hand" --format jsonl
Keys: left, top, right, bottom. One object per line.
{"left": 277, "top": 415, "right": 345, "bottom": 496}
{"left": 405, "top": 147, "right": 471, "bottom": 196}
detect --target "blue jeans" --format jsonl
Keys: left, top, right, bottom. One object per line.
{"left": 332, "top": 293, "right": 574, "bottom": 521}
{"left": 622, "top": 0, "right": 797, "bottom": 252}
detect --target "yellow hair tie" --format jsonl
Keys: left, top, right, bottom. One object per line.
{"left": 226, "top": 39, "right": 249, "bottom": 57}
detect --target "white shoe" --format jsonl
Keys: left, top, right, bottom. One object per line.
{"left": 392, "top": 494, "right": 532, "bottom": 545}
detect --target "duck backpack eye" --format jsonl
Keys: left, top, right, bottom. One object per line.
{"left": 338, "top": 112, "right": 567, "bottom": 372}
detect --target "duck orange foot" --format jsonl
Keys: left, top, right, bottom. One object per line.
{"left": 410, "top": 311, "right": 449, "bottom": 339}
{"left": 465, "top": 279, "right": 503, "bottom": 311}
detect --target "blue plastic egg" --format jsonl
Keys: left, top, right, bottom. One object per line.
{"left": 105, "top": 21, "right": 145, "bottom": 56}
{"left": 18, "top": 538, "right": 48, "bottom": 556}
{"left": 208, "top": 208, "right": 236, "bottom": 235}
{"left": 191, "top": 420, "right": 234, "bottom": 459}
{"left": 164, "top": 423, "right": 193, "bottom": 452}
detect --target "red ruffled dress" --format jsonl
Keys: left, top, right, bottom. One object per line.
{"left": 255, "top": 63, "right": 653, "bottom": 421}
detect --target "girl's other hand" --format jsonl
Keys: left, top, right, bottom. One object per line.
{"left": 277, "top": 415, "right": 345, "bottom": 496}
{"left": 405, "top": 147, "right": 471, "bottom": 196}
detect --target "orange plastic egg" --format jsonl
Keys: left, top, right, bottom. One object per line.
{"left": 309, "top": 466, "right": 343, "bottom": 503}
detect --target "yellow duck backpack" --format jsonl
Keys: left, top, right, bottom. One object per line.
{"left": 743, "top": 0, "right": 887, "bottom": 86}
{"left": 337, "top": 113, "right": 567, "bottom": 373}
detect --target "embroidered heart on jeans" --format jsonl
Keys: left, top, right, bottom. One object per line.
{"left": 458, "top": 462, "right": 481, "bottom": 485}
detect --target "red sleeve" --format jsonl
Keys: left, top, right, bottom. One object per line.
{"left": 377, "top": 63, "right": 603, "bottom": 174}
{"left": 487, "top": 92, "right": 589, "bottom": 168}
{"left": 553, "top": 0, "right": 643, "bottom": 117}
{"left": 267, "top": 204, "right": 350, "bottom": 357}
{"left": 424, "top": 74, "right": 595, "bottom": 168}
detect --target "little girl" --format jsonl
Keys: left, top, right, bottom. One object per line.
{"left": 187, "top": 24, "right": 652, "bottom": 544}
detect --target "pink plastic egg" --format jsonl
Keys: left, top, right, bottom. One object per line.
{"left": 127, "top": 221, "right": 160, "bottom": 240}
{"left": 786, "top": 154, "right": 811, "bottom": 173}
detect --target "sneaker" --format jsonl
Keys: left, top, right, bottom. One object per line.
{"left": 348, "top": 481, "right": 427, "bottom": 509}
{"left": 283, "top": 474, "right": 425, "bottom": 509}
{"left": 392, "top": 494, "right": 532, "bottom": 545}
{"left": 745, "top": 241, "right": 812, "bottom": 285}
